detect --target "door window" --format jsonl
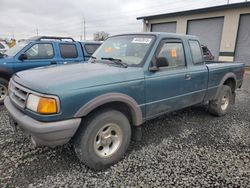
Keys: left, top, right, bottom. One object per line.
{"left": 59, "top": 44, "right": 78, "bottom": 58}
{"left": 157, "top": 42, "right": 186, "bottom": 68}
{"left": 25, "top": 43, "right": 54, "bottom": 59}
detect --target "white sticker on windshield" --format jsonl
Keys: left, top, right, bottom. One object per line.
{"left": 132, "top": 38, "right": 152, "bottom": 44}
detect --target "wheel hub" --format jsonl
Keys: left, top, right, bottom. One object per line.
{"left": 221, "top": 94, "right": 229, "bottom": 111}
{"left": 94, "top": 123, "right": 122, "bottom": 158}
{"left": 101, "top": 136, "right": 112, "bottom": 146}
{"left": 0, "top": 84, "right": 8, "bottom": 101}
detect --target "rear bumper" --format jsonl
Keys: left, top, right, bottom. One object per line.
{"left": 4, "top": 96, "right": 81, "bottom": 147}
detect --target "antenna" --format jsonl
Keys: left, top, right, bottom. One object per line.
{"left": 80, "top": 17, "right": 86, "bottom": 41}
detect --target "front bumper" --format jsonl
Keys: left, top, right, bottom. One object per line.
{"left": 4, "top": 96, "right": 81, "bottom": 147}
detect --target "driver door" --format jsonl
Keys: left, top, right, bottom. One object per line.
{"left": 14, "top": 43, "right": 55, "bottom": 72}
{"left": 144, "top": 39, "right": 192, "bottom": 119}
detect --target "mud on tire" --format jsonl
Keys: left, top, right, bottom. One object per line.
{"left": 208, "top": 85, "right": 233, "bottom": 116}
{"left": 73, "top": 109, "right": 131, "bottom": 170}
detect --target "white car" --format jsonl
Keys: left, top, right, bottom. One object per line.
{"left": 0, "top": 41, "right": 9, "bottom": 54}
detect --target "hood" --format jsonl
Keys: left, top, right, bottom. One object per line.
{"left": 0, "top": 55, "right": 14, "bottom": 62}
{"left": 13, "top": 63, "right": 144, "bottom": 94}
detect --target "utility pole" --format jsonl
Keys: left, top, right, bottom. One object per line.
{"left": 80, "top": 17, "right": 86, "bottom": 41}
{"left": 80, "top": 18, "right": 83, "bottom": 41}
{"left": 227, "top": 0, "right": 229, "bottom": 4}
{"left": 36, "top": 27, "right": 39, "bottom": 36}
{"left": 84, "top": 18, "right": 86, "bottom": 40}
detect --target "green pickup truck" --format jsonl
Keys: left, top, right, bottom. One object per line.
{"left": 4, "top": 33, "right": 244, "bottom": 170}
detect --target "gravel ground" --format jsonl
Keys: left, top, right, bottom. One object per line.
{"left": 1, "top": 73, "right": 250, "bottom": 188}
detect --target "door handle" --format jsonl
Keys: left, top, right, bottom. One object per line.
{"left": 185, "top": 74, "right": 192, "bottom": 80}
{"left": 51, "top": 61, "right": 57, "bottom": 65}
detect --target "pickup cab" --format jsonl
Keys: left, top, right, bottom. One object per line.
{"left": 0, "top": 36, "right": 101, "bottom": 104}
{"left": 4, "top": 33, "right": 245, "bottom": 170}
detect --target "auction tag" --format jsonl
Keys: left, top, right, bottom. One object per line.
{"left": 171, "top": 49, "right": 177, "bottom": 58}
{"left": 132, "top": 38, "right": 152, "bottom": 44}
{"left": 104, "top": 47, "right": 113, "bottom": 53}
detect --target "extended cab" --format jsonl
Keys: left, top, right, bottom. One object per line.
{"left": 0, "top": 36, "right": 101, "bottom": 104}
{"left": 4, "top": 33, "right": 244, "bottom": 170}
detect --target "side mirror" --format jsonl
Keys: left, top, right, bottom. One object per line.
{"left": 149, "top": 57, "right": 169, "bottom": 72}
{"left": 19, "top": 54, "right": 28, "bottom": 61}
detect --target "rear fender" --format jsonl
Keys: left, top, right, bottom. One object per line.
{"left": 214, "top": 73, "right": 236, "bottom": 100}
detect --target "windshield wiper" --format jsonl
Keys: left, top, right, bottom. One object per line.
{"left": 101, "top": 57, "right": 128, "bottom": 68}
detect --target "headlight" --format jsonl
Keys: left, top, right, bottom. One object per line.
{"left": 26, "top": 94, "right": 58, "bottom": 114}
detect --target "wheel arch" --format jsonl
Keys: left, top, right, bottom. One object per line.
{"left": 0, "top": 71, "right": 11, "bottom": 81}
{"left": 215, "top": 72, "right": 237, "bottom": 99}
{"left": 74, "top": 93, "right": 143, "bottom": 126}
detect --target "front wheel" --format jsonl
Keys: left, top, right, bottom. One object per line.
{"left": 74, "top": 109, "right": 131, "bottom": 170}
{"left": 0, "top": 78, "right": 8, "bottom": 105}
{"left": 208, "top": 85, "right": 233, "bottom": 116}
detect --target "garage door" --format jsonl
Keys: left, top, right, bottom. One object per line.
{"left": 235, "top": 15, "right": 250, "bottom": 66}
{"left": 151, "top": 22, "right": 176, "bottom": 33}
{"left": 187, "top": 17, "right": 224, "bottom": 60}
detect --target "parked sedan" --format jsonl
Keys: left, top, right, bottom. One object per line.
{"left": 0, "top": 41, "right": 9, "bottom": 54}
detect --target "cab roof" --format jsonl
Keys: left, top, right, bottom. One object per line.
{"left": 111, "top": 32, "right": 199, "bottom": 41}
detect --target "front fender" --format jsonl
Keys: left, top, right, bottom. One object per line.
{"left": 74, "top": 93, "right": 143, "bottom": 126}
{"left": 0, "top": 67, "right": 13, "bottom": 80}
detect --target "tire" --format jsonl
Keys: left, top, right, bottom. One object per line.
{"left": 74, "top": 109, "right": 131, "bottom": 170}
{"left": 0, "top": 78, "right": 8, "bottom": 105}
{"left": 208, "top": 85, "right": 233, "bottom": 116}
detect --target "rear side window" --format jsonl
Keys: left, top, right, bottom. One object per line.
{"left": 59, "top": 44, "right": 78, "bottom": 58}
{"left": 189, "top": 40, "right": 203, "bottom": 64}
{"left": 84, "top": 44, "right": 100, "bottom": 55}
{"left": 157, "top": 42, "right": 186, "bottom": 68}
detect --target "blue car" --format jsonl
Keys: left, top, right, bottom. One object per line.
{"left": 0, "top": 36, "right": 101, "bottom": 104}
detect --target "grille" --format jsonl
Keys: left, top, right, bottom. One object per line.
{"left": 9, "top": 79, "right": 29, "bottom": 109}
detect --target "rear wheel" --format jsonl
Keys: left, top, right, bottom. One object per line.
{"left": 208, "top": 85, "right": 233, "bottom": 116}
{"left": 74, "top": 109, "right": 131, "bottom": 170}
{"left": 0, "top": 78, "right": 8, "bottom": 105}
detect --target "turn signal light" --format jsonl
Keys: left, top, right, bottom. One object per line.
{"left": 37, "top": 97, "right": 57, "bottom": 114}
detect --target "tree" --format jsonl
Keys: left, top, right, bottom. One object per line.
{"left": 93, "top": 31, "right": 109, "bottom": 41}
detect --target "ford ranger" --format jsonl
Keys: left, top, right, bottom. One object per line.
{"left": 0, "top": 36, "right": 101, "bottom": 104}
{"left": 4, "top": 33, "right": 244, "bottom": 170}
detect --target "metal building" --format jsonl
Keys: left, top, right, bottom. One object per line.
{"left": 137, "top": 2, "right": 250, "bottom": 66}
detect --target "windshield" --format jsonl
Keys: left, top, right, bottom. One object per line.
{"left": 91, "top": 35, "right": 155, "bottom": 67}
{"left": 5, "top": 41, "right": 29, "bottom": 56}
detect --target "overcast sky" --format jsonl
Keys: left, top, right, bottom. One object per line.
{"left": 0, "top": 0, "right": 246, "bottom": 40}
